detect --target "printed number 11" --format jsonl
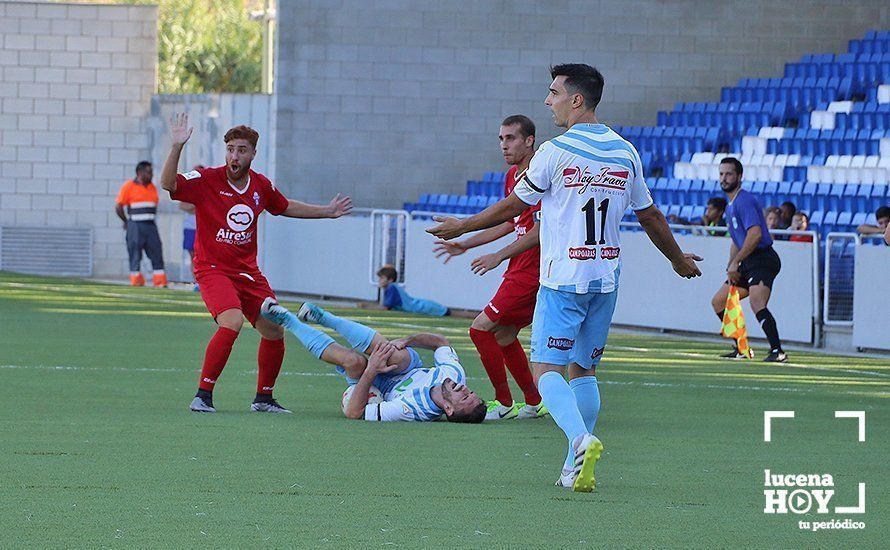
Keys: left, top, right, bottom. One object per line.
{"left": 582, "top": 198, "right": 609, "bottom": 245}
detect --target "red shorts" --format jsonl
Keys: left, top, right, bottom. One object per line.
{"left": 483, "top": 278, "right": 538, "bottom": 328}
{"left": 195, "top": 268, "right": 276, "bottom": 325}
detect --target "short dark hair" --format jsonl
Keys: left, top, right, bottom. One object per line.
{"left": 707, "top": 197, "right": 727, "bottom": 210}
{"left": 224, "top": 125, "right": 259, "bottom": 148}
{"left": 877, "top": 206, "right": 890, "bottom": 220}
{"left": 719, "top": 156, "right": 744, "bottom": 176}
{"left": 795, "top": 211, "right": 809, "bottom": 221}
{"left": 501, "top": 115, "right": 536, "bottom": 138}
{"left": 446, "top": 400, "right": 486, "bottom": 424}
{"left": 376, "top": 265, "right": 398, "bottom": 282}
{"left": 135, "top": 161, "right": 151, "bottom": 174}
{"left": 550, "top": 64, "right": 605, "bottom": 111}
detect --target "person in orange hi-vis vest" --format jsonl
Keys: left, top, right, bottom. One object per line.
{"left": 114, "top": 161, "right": 167, "bottom": 287}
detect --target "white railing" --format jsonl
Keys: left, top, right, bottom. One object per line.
{"left": 823, "top": 232, "right": 859, "bottom": 327}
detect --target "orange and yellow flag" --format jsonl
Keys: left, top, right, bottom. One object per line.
{"left": 721, "top": 285, "right": 754, "bottom": 358}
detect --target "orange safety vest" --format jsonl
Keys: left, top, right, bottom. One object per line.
{"left": 116, "top": 180, "right": 159, "bottom": 222}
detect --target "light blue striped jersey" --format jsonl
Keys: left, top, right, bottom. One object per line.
{"left": 364, "top": 346, "right": 466, "bottom": 422}
{"left": 515, "top": 123, "right": 653, "bottom": 294}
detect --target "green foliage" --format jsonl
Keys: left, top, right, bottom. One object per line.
{"left": 58, "top": 0, "right": 265, "bottom": 93}
{"left": 157, "top": 0, "right": 264, "bottom": 94}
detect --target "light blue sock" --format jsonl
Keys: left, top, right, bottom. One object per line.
{"left": 316, "top": 309, "right": 376, "bottom": 352}
{"left": 537, "top": 371, "right": 587, "bottom": 471}
{"left": 283, "top": 313, "right": 335, "bottom": 359}
{"left": 570, "top": 376, "right": 601, "bottom": 434}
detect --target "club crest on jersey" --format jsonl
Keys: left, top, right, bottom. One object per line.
{"left": 547, "top": 337, "right": 574, "bottom": 350}
{"left": 568, "top": 247, "right": 597, "bottom": 260}
{"left": 252, "top": 191, "right": 260, "bottom": 206}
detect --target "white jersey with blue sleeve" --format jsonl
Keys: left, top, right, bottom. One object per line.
{"left": 514, "top": 123, "right": 653, "bottom": 293}
{"left": 363, "top": 346, "right": 466, "bottom": 422}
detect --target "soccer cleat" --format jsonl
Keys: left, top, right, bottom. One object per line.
{"left": 260, "top": 297, "right": 292, "bottom": 327}
{"left": 764, "top": 350, "right": 788, "bottom": 363}
{"left": 571, "top": 433, "right": 604, "bottom": 493}
{"left": 152, "top": 272, "right": 168, "bottom": 287}
{"left": 297, "top": 302, "right": 324, "bottom": 324}
{"left": 555, "top": 468, "right": 575, "bottom": 488}
{"left": 516, "top": 402, "right": 549, "bottom": 419}
{"left": 129, "top": 273, "right": 145, "bottom": 286}
{"left": 189, "top": 396, "right": 216, "bottom": 413}
{"left": 484, "top": 400, "right": 518, "bottom": 420}
{"left": 250, "top": 399, "right": 293, "bottom": 414}
{"left": 720, "top": 346, "right": 749, "bottom": 359}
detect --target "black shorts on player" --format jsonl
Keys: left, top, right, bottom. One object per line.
{"left": 726, "top": 245, "right": 781, "bottom": 290}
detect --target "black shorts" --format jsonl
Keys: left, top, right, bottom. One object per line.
{"left": 733, "top": 246, "right": 781, "bottom": 290}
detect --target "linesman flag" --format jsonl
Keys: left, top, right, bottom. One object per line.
{"left": 721, "top": 285, "right": 754, "bottom": 358}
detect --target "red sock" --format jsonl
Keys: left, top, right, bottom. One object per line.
{"left": 501, "top": 339, "right": 541, "bottom": 406}
{"left": 257, "top": 337, "right": 285, "bottom": 395}
{"left": 199, "top": 327, "right": 239, "bottom": 391}
{"left": 469, "top": 327, "right": 511, "bottom": 406}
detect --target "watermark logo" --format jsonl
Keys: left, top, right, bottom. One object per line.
{"left": 762, "top": 411, "right": 866, "bottom": 532}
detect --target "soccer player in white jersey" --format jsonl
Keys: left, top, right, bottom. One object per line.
{"left": 259, "top": 298, "right": 486, "bottom": 423}
{"left": 429, "top": 64, "right": 702, "bottom": 491}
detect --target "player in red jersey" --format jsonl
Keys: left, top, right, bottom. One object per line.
{"left": 160, "top": 113, "right": 353, "bottom": 414}
{"left": 433, "top": 115, "right": 547, "bottom": 420}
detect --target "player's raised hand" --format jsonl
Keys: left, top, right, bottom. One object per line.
{"left": 432, "top": 239, "right": 467, "bottom": 263}
{"left": 673, "top": 252, "right": 703, "bottom": 279}
{"left": 427, "top": 216, "right": 466, "bottom": 240}
{"left": 169, "top": 113, "right": 193, "bottom": 146}
{"left": 328, "top": 193, "right": 353, "bottom": 218}
{"left": 470, "top": 253, "right": 503, "bottom": 276}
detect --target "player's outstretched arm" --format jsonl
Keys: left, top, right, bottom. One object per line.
{"left": 160, "top": 113, "right": 194, "bottom": 194}
{"left": 470, "top": 223, "right": 540, "bottom": 276}
{"left": 635, "top": 205, "right": 703, "bottom": 279}
{"left": 282, "top": 194, "right": 353, "bottom": 219}
{"left": 389, "top": 333, "right": 449, "bottom": 351}
{"left": 427, "top": 193, "right": 528, "bottom": 240}
{"left": 432, "top": 222, "right": 513, "bottom": 263}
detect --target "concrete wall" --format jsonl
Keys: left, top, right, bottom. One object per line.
{"left": 0, "top": 1, "right": 156, "bottom": 277}
{"left": 274, "top": 0, "right": 889, "bottom": 208}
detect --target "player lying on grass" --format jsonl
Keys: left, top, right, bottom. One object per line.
{"left": 260, "top": 299, "right": 486, "bottom": 423}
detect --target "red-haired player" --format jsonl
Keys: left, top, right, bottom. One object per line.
{"left": 160, "top": 113, "right": 353, "bottom": 413}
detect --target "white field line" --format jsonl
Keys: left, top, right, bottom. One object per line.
{"left": 4, "top": 281, "right": 887, "bottom": 380}
{"left": 2, "top": 364, "right": 886, "bottom": 397}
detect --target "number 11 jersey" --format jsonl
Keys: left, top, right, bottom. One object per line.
{"left": 514, "top": 123, "right": 653, "bottom": 294}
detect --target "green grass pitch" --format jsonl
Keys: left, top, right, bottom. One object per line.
{"left": 0, "top": 271, "right": 886, "bottom": 547}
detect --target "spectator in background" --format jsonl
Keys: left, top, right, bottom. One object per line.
{"left": 885, "top": 222, "right": 890, "bottom": 246}
{"left": 778, "top": 201, "right": 796, "bottom": 229}
{"left": 764, "top": 206, "right": 781, "bottom": 231}
{"left": 377, "top": 265, "right": 451, "bottom": 317}
{"left": 114, "top": 161, "right": 167, "bottom": 287}
{"left": 857, "top": 206, "right": 890, "bottom": 238}
{"left": 788, "top": 212, "right": 813, "bottom": 243}
{"left": 667, "top": 197, "right": 727, "bottom": 234}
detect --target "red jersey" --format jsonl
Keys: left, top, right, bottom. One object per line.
{"left": 171, "top": 166, "right": 289, "bottom": 274}
{"left": 503, "top": 165, "right": 541, "bottom": 285}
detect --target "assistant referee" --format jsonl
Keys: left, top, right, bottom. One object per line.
{"left": 710, "top": 157, "right": 786, "bottom": 362}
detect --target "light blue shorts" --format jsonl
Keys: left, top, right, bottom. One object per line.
{"left": 338, "top": 346, "right": 423, "bottom": 391}
{"left": 529, "top": 286, "right": 618, "bottom": 369}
